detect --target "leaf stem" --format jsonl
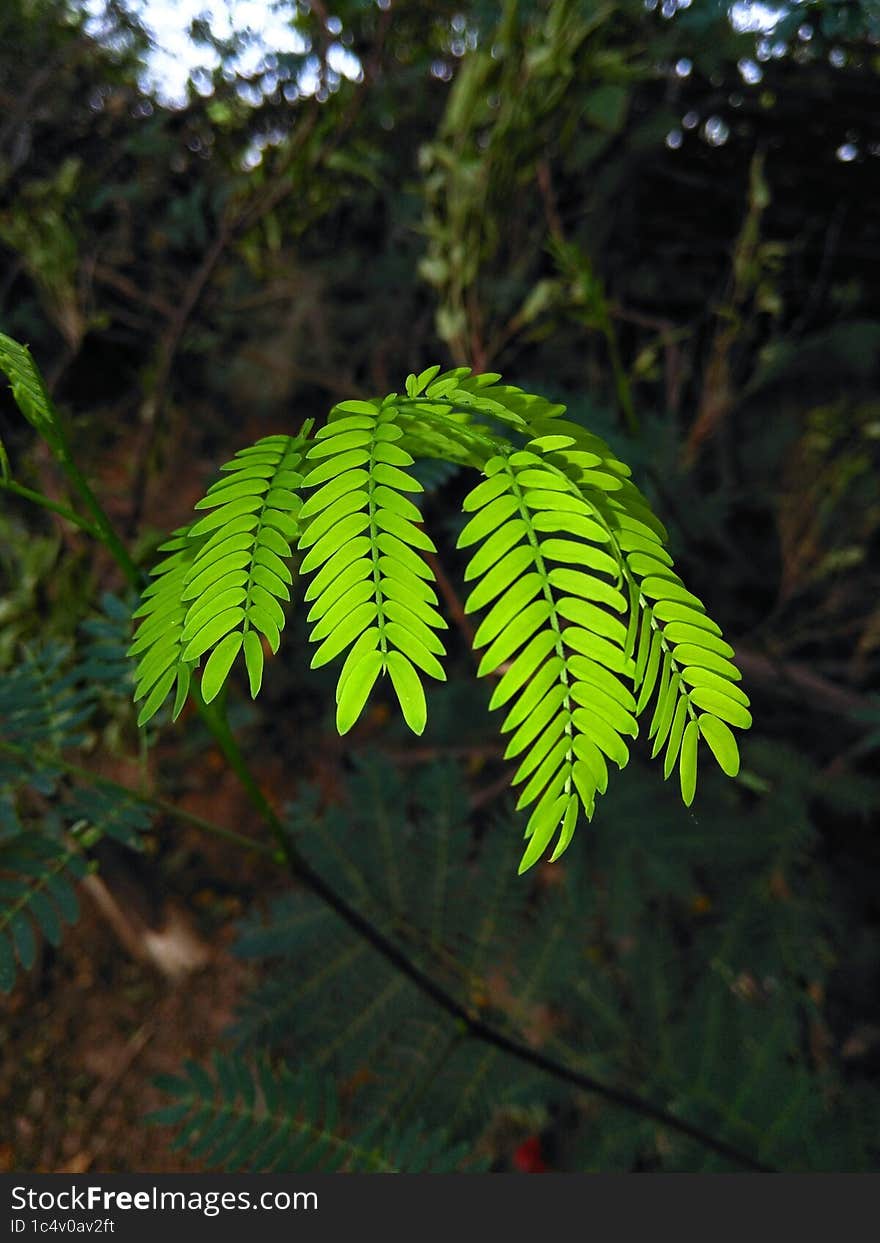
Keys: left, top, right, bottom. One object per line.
{"left": 55, "top": 448, "right": 141, "bottom": 589}
{"left": 0, "top": 739, "right": 276, "bottom": 859}
{"left": 0, "top": 476, "right": 101, "bottom": 537}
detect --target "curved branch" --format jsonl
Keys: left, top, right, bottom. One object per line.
{"left": 198, "top": 695, "right": 772, "bottom": 1172}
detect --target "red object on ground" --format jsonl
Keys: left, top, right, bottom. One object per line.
{"left": 512, "top": 1135, "right": 548, "bottom": 1173}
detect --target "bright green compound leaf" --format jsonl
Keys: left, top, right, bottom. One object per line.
{"left": 103, "top": 351, "right": 751, "bottom": 874}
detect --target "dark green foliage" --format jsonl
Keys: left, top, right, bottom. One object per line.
{"left": 77, "top": 593, "right": 136, "bottom": 695}
{"left": 0, "top": 626, "right": 151, "bottom": 991}
{"left": 232, "top": 758, "right": 555, "bottom": 1129}
{"left": 0, "top": 829, "right": 87, "bottom": 992}
{"left": 0, "top": 642, "right": 95, "bottom": 757}
{"left": 64, "top": 784, "right": 151, "bottom": 850}
{"left": 210, "top": 747, "right": 878, "bottom": 1172}
{"left": 152, "top": 1053, "right": 473, "bottom": 1173}
{"left": 2, "top": 0, "right": 879, "bottom": 1179}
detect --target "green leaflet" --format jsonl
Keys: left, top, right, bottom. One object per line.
{"left": 462, "top": 519, "right": 528, "bottom": 581}
{"left": 201, "top": 632, "right": 244, "bottom": 703}
{"left": 336, "top": 650, "right": 384, "bottom": 735}
{"left": 464, "top": 545, "right": 536, "bottom": 613}
{"left": 546, "top": 567, "right": 626, "bottom": 612}
{"left": 386, "top": 652, "right": 428, "bottom": 736}
{"left": 243, "top": 631, "right": 265, "bottom": 699}
{"left": 679, "top": 719, "right": 699, "bottom": 806}
{"left": 698, "top": 713, "right": 740, "bottom": 777}
{"left": 688, "top": 687, "right": 752, "bottom": 730}
{"left": 310, "top": 602, "right": 377, "bottom": 668}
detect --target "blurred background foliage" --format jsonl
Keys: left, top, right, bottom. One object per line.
{"left": 1, "top": 0, "right": 880, "bottom": 1172}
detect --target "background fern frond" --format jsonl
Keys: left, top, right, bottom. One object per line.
{"left": 0, "top": 640, "right": 152, "bottom": 991}
{"left": 298, "top": 399, "right": 448, "bottom": 735}
{"left": 0, "top": 829, "right": 87, "bottom": 992}
{"left": 223, "top": 740, "right": 877, "bottom": 1171}
{"left": 152, "top": 1052, "right": 470, "bottom": 1172}
{"left": 232, "top": 758, "right": 565, "bottom": 1131}
{"left": 0, "top": 638, "right": 132, "bottom": 828}
{"left": 0, "top": 642, "right": 95, "bottom": 754}
{"left": 77, "top": 592, "right": 136, "bottom": 696}
{"left": 64, "top": 784, "right": 152, "bottom": 850}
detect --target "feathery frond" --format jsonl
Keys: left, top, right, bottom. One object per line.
{"left": 0, "top": 829, "right": 87, "bottom": 992}
{"left": 130, "top": 429, "right": 311, "bottom": 722}
{"left": 233, "top": 757, "right": 566, "bottom": 1129}
{"left": 298, "top": 399, "right": 448, "bottom": 736}
{"left": 112, "top": 353, "right": 750, "bottom": 868}
{"left": 0, "top": 642, "right": 95, "bottom": 754}
{"left": 78, "top": 592, "right": 136, "bottom": 694}
{"left": 458, "top": 437, "right": 637, "bottom": 873}
{"left": 226, "top": 740, "right": 876, "bottom": 1172}
{"left": 152, "top": 1052, "right": 471, "bottom": 1172}
{"left": 0, "top": 640, "right": 151, "bottom": 991}
{"left": 527, "top": 415, "right": 751, "bottom": 803}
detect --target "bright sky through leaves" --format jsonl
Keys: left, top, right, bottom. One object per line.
{"left": 83, "top": 0, "right": 790, "bottom": 107}
{"left": 82, "top": 0, "right": 362, "bottom": 106}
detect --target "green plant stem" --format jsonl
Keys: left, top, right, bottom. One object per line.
{"left": 0, "top": 740, "right": 275, "bottom": 860}
{"left": 0, "top": 476, "right": 100, "bottom": 537}
{"left": 602, "top": 312, "right": 639, "bottom": 437}
{"left": 193, "top": 686, "right": 286, "bottom": 838}
{"left": 55, "top": 448, "right": 141, "bottom": 589}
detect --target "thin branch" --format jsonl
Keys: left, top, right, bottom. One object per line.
{"left": 55, "top": 448, "right": 142, "bottom": 589}
{"left": 91, "top": 262, "right": 176, "bottom": 320}
{"left": 281, "top": 821, "right": 773, "bottom": 1171}
{"left": 0, "top": 476, "right": 100, "bottom": 537}
{"left": 0, "top": 740, "right": 277, "bottom": 861}
{"left": 194, "top": 706, "right": 771, "bottom": 1171}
